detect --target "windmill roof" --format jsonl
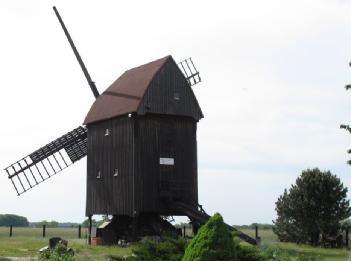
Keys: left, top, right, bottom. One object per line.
{"left": 84, "top": 55, "right": 171, "bottom": 125}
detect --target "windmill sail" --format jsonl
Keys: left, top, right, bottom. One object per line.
{"left": 4, "top": 126, "right": 87, "bottom": 196}
{"left": 178, "top": 57, "right": 201, "bottom": 86}
{"left": 53, "top": 6, "right": 99, "bottom": 99}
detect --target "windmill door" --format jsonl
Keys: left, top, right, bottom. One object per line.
{"left": 158, "top": 121, "right": 176, "bottom": 200}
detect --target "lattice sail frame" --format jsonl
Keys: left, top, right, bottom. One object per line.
{"left": 4, "top": 126, "right": 87, "bottom": 196}
{"left": 177, "top": 57, "right": 201, "bottom": 86}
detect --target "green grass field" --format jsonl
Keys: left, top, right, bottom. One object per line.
{"left": 0, "top": 227, "right": 132, "bottom": 260}
{"left": 0, "top": 227, "right": 350, "bottom": 260}
{"left": 241, "top": 229, "right": 350, "bottom": 261}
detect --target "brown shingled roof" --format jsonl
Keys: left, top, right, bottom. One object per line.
{"left": 83, "top": 55, "right": 171, "bottom": 125}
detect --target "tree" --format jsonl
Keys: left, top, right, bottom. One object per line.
{"left": 273, "top": 168, "right": 351, "bottom": 246}
{"left": 0, "top": 214, "right": 29, "bottom": 227}
{"left": 182, "top": 213, "right": 236, "bottom": 261}
{"left": 34, "top": 220, "right": 59, "bottom": 228}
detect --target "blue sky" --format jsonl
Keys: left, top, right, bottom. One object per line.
{"left": 1, "top": 0, "right": 351, "bottom": 225}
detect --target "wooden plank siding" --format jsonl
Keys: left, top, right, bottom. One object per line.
{"left": 86, "top": 114, "right": 198, "bottom": 217}
{"left": 86, "top": 116, "right": 134, "bottom": 216}
{"left": 137, "top": 58, "right": 203, "bottom": 121}
{"left": 134, "top": 115, "right": 198, "bottom": 215}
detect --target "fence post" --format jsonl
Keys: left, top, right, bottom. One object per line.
{"left": 183, "top": 225, "right": 186, "bottom": 238}
{"left": 255, "top": 225, "right": 258, "bottom": 240}
{"left": 43, "top": 225, "right": 46, "bottom": 238}
{"left": 78, "top": 225, "right": 81, "bottom": 239}
{"left": 88, "top": 215, "right": 92, "bottom": 245}
{"left": 9, "top": 225, "right": 13, "bottom": 237}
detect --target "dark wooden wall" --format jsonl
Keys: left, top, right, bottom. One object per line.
{"left": 86, "top": 116, "right": 134, "bottom": 216}
{"left": 134, "top": 115, "right": 198, "bottom": 215}
{"left": 86, "top": 114, "right": 198, "bottom": 217}
{"left": 138, "top": 58, "right": 203, "bottom": 121}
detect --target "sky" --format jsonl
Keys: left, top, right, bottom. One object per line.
{"left": 1, "top": 0, "right": 351, "bottom": 225}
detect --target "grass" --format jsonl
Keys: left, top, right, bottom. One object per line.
{"left": 240, "top": 228, "right": 350, "bottom": 261}
{"left": 0, "top": 227, "right": 132, "bottom": 260}
{"left": 0, "top": 227, "right": 350, "bottom": 260}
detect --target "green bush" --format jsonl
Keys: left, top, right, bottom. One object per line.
{"left": 236, "top": 244, "right": 266, "bottom": 261}
{"left": 182, "top": 213, "right": 236, "bottom": 261}
{"left": 128, "top": 237, "right": 187, "bottom": 261}
{"left": 39, "top": 243, "right": 75, "bottom": 261}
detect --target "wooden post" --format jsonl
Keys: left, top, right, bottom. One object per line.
{"left": 78, "top": 224, "right": 81, "bottom": 239}
{"left": 183, "top": 225, "right": 186, "bottom": 238}
{"left": 43, "top": 224, "right": 46, "bottom": 238}
{"left": 255, "top": 225, "right": 258, "bottom": 239}
{"left": 9, "top": 225, "right": 13, "bottom": 237}
{"left": 88, "top": 215, "right": 92, "bottom": 245}
{"left": 346, "top": 227, "right": 349, "bottom": 247}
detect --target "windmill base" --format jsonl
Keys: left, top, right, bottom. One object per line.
{"left": 94, "top": 213, "right": 182, "bottom": 245}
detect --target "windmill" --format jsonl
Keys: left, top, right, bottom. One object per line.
{"left": 4, "top": 6, "right": 257, "bottom": 245}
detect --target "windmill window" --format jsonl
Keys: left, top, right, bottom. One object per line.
{"left": 174, "top": 93, "right": 180, "bottom": 100}
{"left": 104, "top": 128, "right": 110, "bottom": 136}
{"left": 97, "top": 170, "right": 101, "bottom": 179}
{"left": 113, "top": 169, "right": 119, "bottom": 177}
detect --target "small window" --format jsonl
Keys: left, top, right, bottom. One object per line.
{"left": 97, "top": 171, "right": 101, "bottom": 179}
{"left": 113, "top": 169, "right": 119, "bottom": 177}
{"left": 104, "top": 128, "right": 110, "bottom": 136}
{"left": 174, "top": 93, "right": 180, "bottom": 100}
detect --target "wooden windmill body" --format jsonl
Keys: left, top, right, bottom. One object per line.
{"left": 4, "top": 6, "right": 257, "bottom": 245}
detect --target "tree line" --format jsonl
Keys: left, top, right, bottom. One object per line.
{"left": 0, "top": 214, "right": 29, "bottom": 227}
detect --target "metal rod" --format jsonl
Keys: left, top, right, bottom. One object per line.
{"left": 180, "top": 62, "right": 189, "bottom": 78}
{"left": 18, "top": 162, "right": 32, "bottom": 188}
{"left": 24, "top": 158, "right": 39, "bottom": 185}
{"left": 16, "top": 175, "right": 26, "bottom": 194}
{"left": 52, "top": 154, "right": 63, "bottom": 170}
{"left": 11, "top": 166, "right": 26, "bottom": 193}
{"left": 45, "top": 158, "right": 57, "bottom": 175}
{"left": 34, "top": 163, "right": 45, "bottom": 181}
{"left": 5, "top": 168, "right": 20, "bottom": 195}
{"left": 53, "top": 6, "right": 99, "bottom": 99}
{"left": 189, "top": 58, "right": 199, "bottom": 75}
{"left": 50, "top": 141, "right": 67, "bottom": 169}
{"left": 40, "top": 161, "right": 51, "bottom": 178}
{"left": 58, "top": 150, "right": 69, "bottom": 167}
{"left": 185, "top": 59, "right": 195, "bottom": 76}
